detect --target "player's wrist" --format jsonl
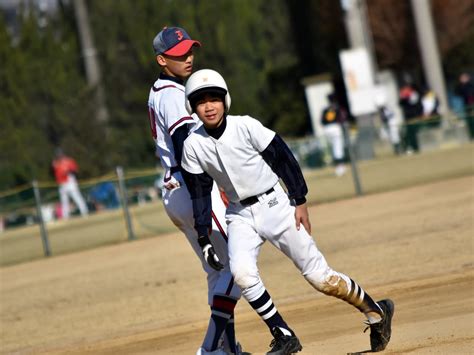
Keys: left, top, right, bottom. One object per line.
{"left": 294, "top": 197, "right": 307, "bottom": 206}
{"left": 197, "top": 234, "right": 211, "bottom": 248}
{"left": 196, "top": 224, "right": 209, "bottom": 238}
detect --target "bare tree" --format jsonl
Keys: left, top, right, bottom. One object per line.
{"left": 366, "top": 0, "right": 473, "bottom": 71}
{"left": 73, "top": 0, "right": 109, "bottom": 125}
{"left": 366, "top": 0, "right": 418, "bottom": 69}
{"left": 432, "top": 0, "right": 474, "bottom": 56}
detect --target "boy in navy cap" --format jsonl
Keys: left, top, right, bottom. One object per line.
{"left": 147, "top": 27, "right": 243, "bottom": 355}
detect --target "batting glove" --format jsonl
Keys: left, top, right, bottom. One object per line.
{"left": 198, "top": 235, "right": 224, "bottom": 271}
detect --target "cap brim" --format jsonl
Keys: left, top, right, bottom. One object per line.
{"left": 189, "top": 87, "right": 227, "bottom": 101}
{"left": 164, "top": 40, "right": 201, "bottom": 57}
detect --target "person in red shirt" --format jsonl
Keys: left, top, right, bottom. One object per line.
{"left": 52, "top": 149, "right": 88, "bottom": 219}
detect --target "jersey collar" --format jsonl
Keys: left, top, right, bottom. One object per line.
{"left": 204, "top": 115, "right": 227, "bottom": 139}
{"left": 159, "top": 72, "right": 184, "bottom": 85}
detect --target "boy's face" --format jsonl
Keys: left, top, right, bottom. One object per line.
{"left": 157, "top": 49, "right": 195, "bottom": 80}
{"left": 195, "top": 93, "right": 225, "bottom": 129}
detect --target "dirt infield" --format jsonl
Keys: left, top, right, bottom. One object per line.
{"left": 1, "top": 175, "right": 473, "bottom": 354}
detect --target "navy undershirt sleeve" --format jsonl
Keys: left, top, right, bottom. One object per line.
{"left": 260, "top": 134, "right": 308, "bottom": 205}
{"left": 181, "top": 169, "right": 214, "bottom": 236}
{"left": 171, "top": 123, "right": 191, "bottom": 167}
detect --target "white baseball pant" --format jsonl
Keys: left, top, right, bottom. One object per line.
{"left": 226, "top": 182, "right": 352, "bottom": 302}
{"left": 59, "top": 175, "right": 88, "bottom": 219}
{"left": 323, "top": 123, "right": 345, "bottom": 161}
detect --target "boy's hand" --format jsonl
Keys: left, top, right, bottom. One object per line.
{"left": 295, "top": 203, "right": 311, "bottom": 234}
{"left": 163, "top": 170, "right": 181, "bottom": 190}
{"left": 197, "top": 235, "right": 224, "bottom": 271}
{"left": 163, "top": 176, "right": 181, "bottom": 190}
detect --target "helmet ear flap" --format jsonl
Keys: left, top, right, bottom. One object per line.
{"left": 225, "top": 93, "right": 231, "bottom": 113}
{"left": 185, "top": 99, "right": 193, "bottom": 115}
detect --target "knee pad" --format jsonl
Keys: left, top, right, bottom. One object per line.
{"left": 306, "top": 268, "right": 350, "bottom": 298}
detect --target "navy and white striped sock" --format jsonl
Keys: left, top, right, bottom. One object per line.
{"left": 249, "top": 289, "right": 293, "bottom": 336}
{"left": 343, "top": 278, "right": 383, "bottom": 323}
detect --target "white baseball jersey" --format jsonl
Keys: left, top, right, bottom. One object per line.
{"left": 148, "top": 76, "right": 199, "bottom": 171}
{"left": 182, "top": 115, "right": 279, "bottom": 202}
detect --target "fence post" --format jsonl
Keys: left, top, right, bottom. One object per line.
{"left": 32, "top": 180, "right": 51, "bottom": 256}
{"left": 116, "top": 166, "right": 136, "bottom": 241}
{"left": 343, "top": 122, "right": 363, "bottom": 196}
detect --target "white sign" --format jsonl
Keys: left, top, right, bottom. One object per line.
{"left": 339, "top": 47, "right": 377, "bottom": 116}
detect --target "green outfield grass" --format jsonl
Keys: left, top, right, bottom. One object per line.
{"left": 1, "top": 143, "right": 472, "bottom": 267}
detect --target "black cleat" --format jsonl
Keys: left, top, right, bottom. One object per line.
{"left": 365, "top": 299, "right": 395, "bottom": 352}
{"left": 266, "top": 327, "right": 302, "bottom": 355}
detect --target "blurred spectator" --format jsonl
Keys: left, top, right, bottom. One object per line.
{"left": 133, "top": 186, "right": 151, "bottom": 205}
{"left": 421, "top": 88, "right": 440, "bottom": 127}
{"left": 89, "top": 182, "right": 119, "bottom": 210}
{"left": 399, "top": 82, "right": 423, "bottom": 154}
{"left": 154, "top": 175, "right": 164, "bottom": 199}
{"left": 40, "top": 204, "right": 55, "bottom": 223}
{"left": 455, "top": 72, "right": 474, "bottom": 140}
{"left": 51, "top": 148, "right": 88, "bottom": 219}
{"left": 321, "top": 93, "right": 347, "bottom": 176}
{"left": 375, "top": 93, "right": 402, "bottom": 155}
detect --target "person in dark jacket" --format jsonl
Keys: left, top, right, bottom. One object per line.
{"left": 455, "top": 72, "right": 474, "bottom": 140}
{"left": 399, "top": 83, "right": 423, "bottom": 153}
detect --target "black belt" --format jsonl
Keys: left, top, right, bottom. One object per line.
{"left": 240, "top": 187, "right": 274, "bottom": 206}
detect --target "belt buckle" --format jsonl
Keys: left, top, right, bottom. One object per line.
{"left": 240, "top": 187, "right": 274, "bottom": 206}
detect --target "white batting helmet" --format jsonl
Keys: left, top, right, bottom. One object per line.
{"left": 185, "top": 69, "right": 231, "bottom": 114}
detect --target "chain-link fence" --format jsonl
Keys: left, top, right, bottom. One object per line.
{"left": 288, "top": 108, "right": 472, "bottom": 165}
{"left": 0, "top": 167, "right": 161, "bottom": 229}
{"left": 0, "top": 109, "right": 472, "bottom": 265}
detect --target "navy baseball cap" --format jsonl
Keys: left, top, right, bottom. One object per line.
{"left": 153, "top": 27, "right": 201, "bottom": 57}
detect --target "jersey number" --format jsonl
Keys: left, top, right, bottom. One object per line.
{"left": 148, "top": 107, "right": 157, "bottom": 139}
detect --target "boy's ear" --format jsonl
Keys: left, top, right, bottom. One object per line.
{"left": 156, "top": 55, "right": 167, "bottom": 66}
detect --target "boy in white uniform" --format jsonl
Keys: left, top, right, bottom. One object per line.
{"left": 181, "top": 69, "right": 394, "bottom": 355}
{"left": 147, "top": 28, "right": 241, "bottom": 355}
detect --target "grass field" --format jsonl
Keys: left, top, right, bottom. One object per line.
{"left": 0, "top": 142, "right": 473, "bottom": 267}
